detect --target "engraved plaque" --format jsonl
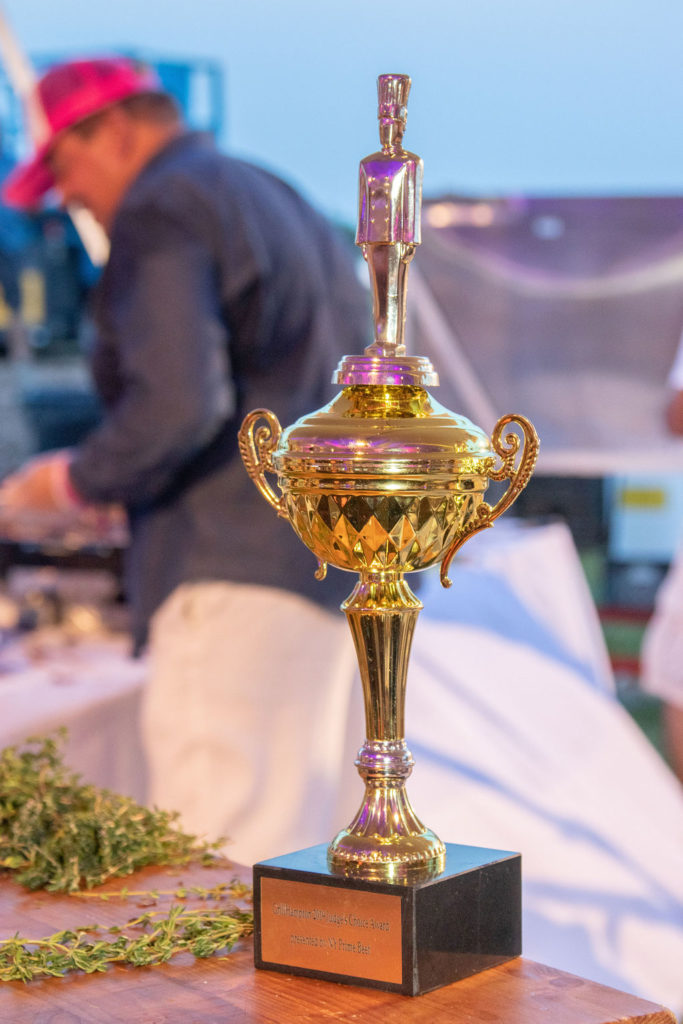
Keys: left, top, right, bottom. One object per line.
{"left": 260, "top": 877, "right": 403, "bottom": 984}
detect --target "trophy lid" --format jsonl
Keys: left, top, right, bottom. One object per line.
{"left": 276, "top": 385, "right": 494, "bottom": 477}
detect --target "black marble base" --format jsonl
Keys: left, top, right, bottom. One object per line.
{"left": 253, "top": 842, "right": 521, "bottom": 996}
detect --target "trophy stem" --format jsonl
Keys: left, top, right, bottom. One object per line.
{"left": 327, "top": 571, "right": 446, "bottom": 883}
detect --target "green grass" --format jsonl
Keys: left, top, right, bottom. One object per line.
{"left": 600, "top": 619, "right": 645, "bottom": 661}
{"left": 578, "top": 546, "right": 668, "bottom": 763}
{"left": 615, "top": 684, "right": 666, "bottom": 759}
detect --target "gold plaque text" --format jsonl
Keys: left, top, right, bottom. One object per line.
{"left": 259, "top": 876, "right": 403, "bottom": 984}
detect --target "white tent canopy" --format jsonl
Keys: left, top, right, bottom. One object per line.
{"left": 409, "top": 195, "right": 683, "bottom": 475}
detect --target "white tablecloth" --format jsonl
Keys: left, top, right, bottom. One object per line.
{"left": 0, "top": 634, "right": 147, "bottom": 803}
{"left": 1, "top": 520, "right": 682, "bottom": 1013}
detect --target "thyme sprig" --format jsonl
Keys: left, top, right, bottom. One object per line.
{"left": 0, "top": 884, "right": 254, "bottom": 981}
{"left": 0, "top": 732, "right": 223, "bottom": 892}
{"left": 72, "top": 880, "right": 252, "bottom": 902}
{"left": 0, "top": 734, "right": 255, "bottom": 981}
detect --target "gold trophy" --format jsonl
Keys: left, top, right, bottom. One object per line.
{"left": 240, "top": 74, "right": 538, "bottom": 995}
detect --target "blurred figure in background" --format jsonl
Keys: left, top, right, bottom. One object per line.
{"left": 665, "top": 334, "right": 683, "bottom": 434}
{"left": 640, "top": 336, "right": 683, "bottom": 784}
{"left": 0, "top": 57, "right": 369, "bottom": 858}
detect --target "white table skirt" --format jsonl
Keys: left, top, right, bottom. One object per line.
{"left": 0, "top": 634, "right": 147, "bottom": 803}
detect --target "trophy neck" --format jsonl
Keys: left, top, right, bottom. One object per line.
{"left": 330, "top": 571, "right": 446, "bottom": 883}
{"left": 342, "top": 573, "right": 421, "bottom": 741}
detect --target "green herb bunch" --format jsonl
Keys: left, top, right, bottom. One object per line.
{"left": 0, "top": 732, "right": 221, "bottom": 892}
{"left": 0, "top": 883, "right": 254, "bottom": 982}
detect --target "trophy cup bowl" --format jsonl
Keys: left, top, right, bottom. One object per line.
{"left": 239, "top": 73, "right": 539, "bottom": 994}
{"left": 239, "top": 382, "right": 538, "bottom": 882}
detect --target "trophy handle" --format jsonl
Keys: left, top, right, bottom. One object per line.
{"left": 439, "top": 413, "right": 539, "bottom": 587}
{"left": 238, "top": 409, "right": 289, "bottom": 519}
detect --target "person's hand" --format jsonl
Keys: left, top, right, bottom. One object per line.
{"left": 0, "top": 450, "right": 81, "bottom": 512}
{"left": 0, "top": 451, "right": 128, "bottom": 545}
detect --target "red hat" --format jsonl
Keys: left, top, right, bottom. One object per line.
{"left": 2, "top": 56, "right": 163, "bottom": 209}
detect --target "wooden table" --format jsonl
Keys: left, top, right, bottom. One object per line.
{"left": 0, "top": 861, "right": 676, "bottom": 1024}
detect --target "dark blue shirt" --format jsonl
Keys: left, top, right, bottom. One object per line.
{"left": 69, "top": 133, "right": 370, "bottom": 647}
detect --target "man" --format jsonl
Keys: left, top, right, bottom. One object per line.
{"left": 0, "top": 57, "right": 368, "bottom": 859}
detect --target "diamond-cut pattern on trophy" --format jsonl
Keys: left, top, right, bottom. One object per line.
{"left": 315, "top": 494, "right": 342, "bottom": 531}
{"left": 333, "top": 507, "right": 359, "bottom": 555}
{"left": 373, "top": 495, "right": 407, "bottom": 532}
{"left": 338, "top": 495, "right": 373, "bottom": 533}
{"left": 287, "top": 491, "right": 481, "bottom": 572}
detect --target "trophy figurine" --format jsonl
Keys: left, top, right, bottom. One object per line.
{"left": 239, "top": 74, "right": 539, "bottom": 995}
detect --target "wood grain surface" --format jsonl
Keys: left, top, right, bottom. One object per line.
{"left": 0, "top": 860, "right": 677, "bottom": 1024}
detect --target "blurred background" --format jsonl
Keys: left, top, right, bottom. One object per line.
{"left": 0, "top": 0, "right": 682, "bottom": 1012}
{"left": 3, "top": 0, "right": 683, "bottom": 219}
{"left": 1, "top": 0, "right": 683, "bottom": 746}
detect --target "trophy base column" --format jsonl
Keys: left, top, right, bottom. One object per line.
{"left": 253, "top": 842, "right": 521, "bottom": 996}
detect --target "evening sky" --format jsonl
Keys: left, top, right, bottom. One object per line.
{"left": 2, "top": 0, "right": 681, "bottom": 225}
